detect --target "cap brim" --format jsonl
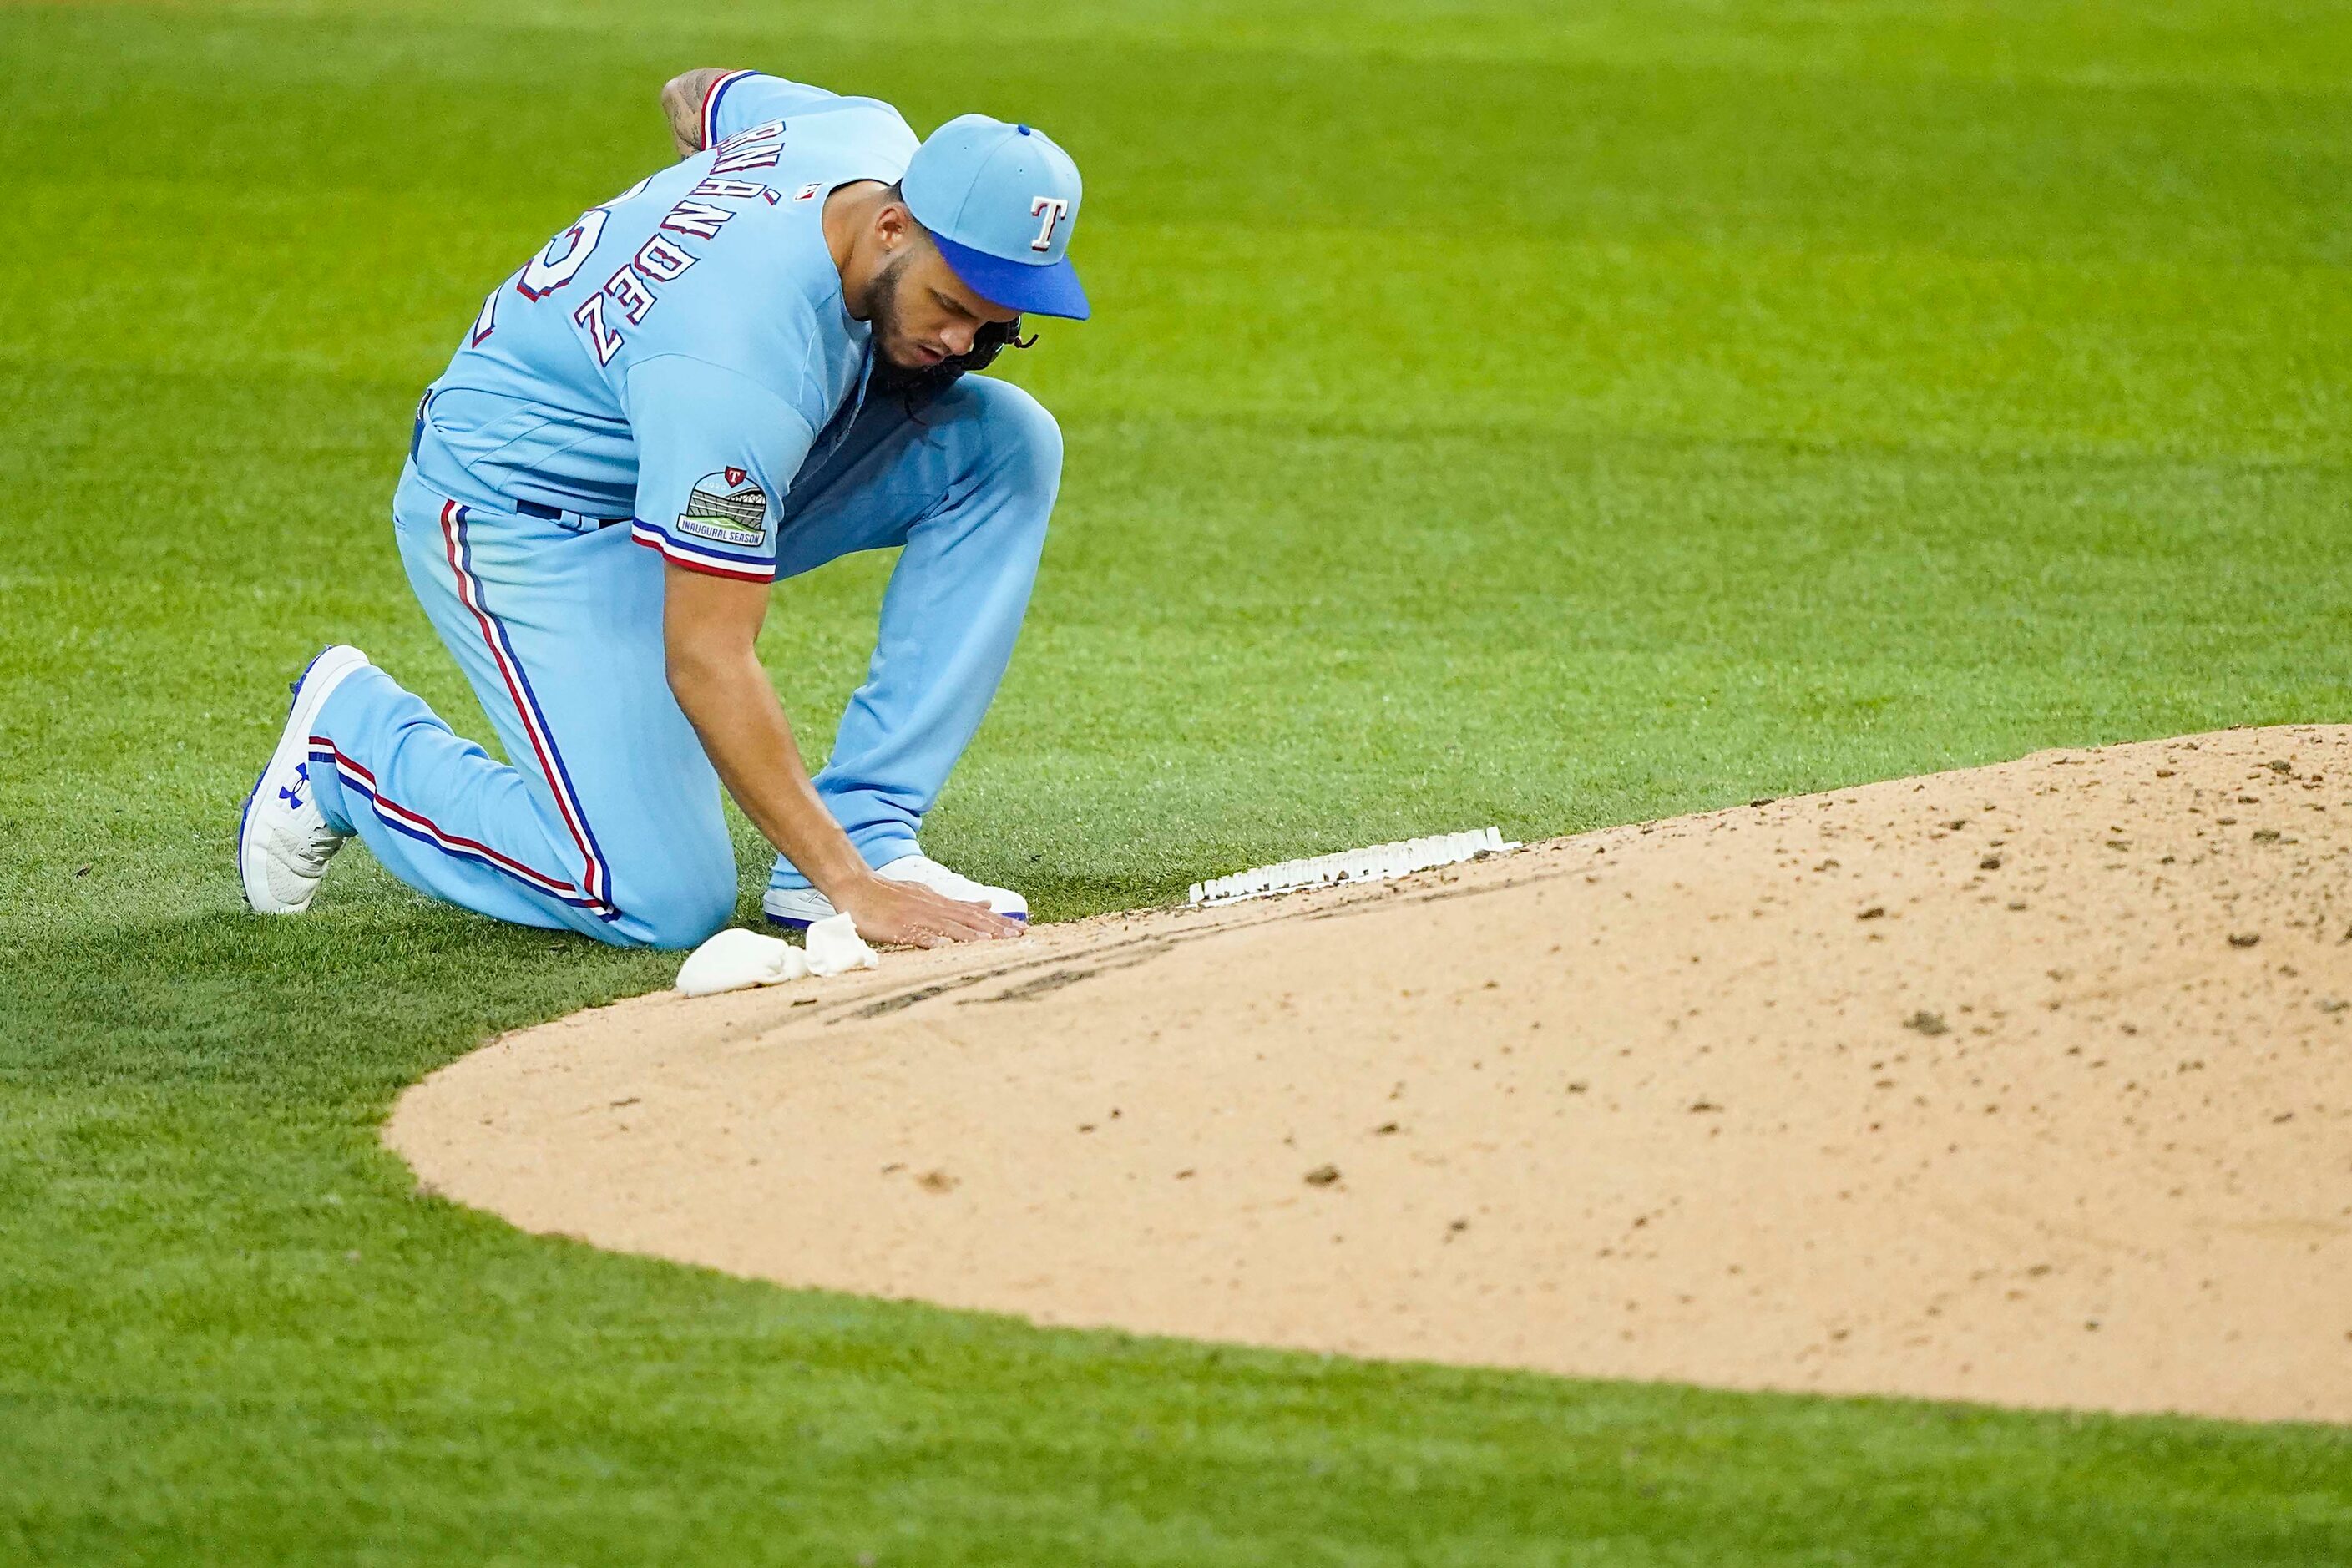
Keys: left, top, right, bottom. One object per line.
{"left": 931, "top": 230, "right": 1091, "bottom": 321}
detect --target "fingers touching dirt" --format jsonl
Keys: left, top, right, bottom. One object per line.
{"left": 839, "top": 878, "right": 1025, "bottom": 948}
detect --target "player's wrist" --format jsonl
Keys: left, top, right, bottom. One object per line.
{"left": 805, "top": 852, "right": 881, "bottom": 907}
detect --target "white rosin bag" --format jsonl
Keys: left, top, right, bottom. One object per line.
{"left": 675, "top": 928, "right": 807, "bottom": 998}
{"left": 674, "top": 915, "right": 878, "bottom": 998}
{"left": 803, "top": 912, "right": 879, "bottom": 975}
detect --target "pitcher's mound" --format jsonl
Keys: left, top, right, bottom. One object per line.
{"left": 388, "top": 727, "right": 2352, "bottom": 1424}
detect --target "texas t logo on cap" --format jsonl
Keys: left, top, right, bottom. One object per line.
{"left": 901, "top": 115, "right": 1089, "bottom": 320}
{"left": 1029, "top": 196, "right": 1070, "bottom": 251}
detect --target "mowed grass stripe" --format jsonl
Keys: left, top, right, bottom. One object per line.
{"left": 7, "top": 366, "right": 2349, "bottom": 937}
{"left": 7, "top": 8, "right": 2348, "bottom": 263}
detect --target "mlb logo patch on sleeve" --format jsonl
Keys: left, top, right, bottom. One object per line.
{"left": 677, "top": 468, "right": 770, "bottom": 548}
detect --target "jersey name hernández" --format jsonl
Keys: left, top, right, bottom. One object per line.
{"left": 487, "top": 125, "right": 792, "bottom": 367}
{"left": 411, "top": 73, "right": 918, "bottom": 582}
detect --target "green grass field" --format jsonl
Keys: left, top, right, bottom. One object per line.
{"left": 5, "top": 1, "right": 2351, "bottom": 1560}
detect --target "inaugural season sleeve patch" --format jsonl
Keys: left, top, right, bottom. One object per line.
{"left": 675, "top": 467, "right": 770, "bottom": 548}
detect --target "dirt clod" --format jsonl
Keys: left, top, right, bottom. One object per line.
{"left": 1904, "top": 1011, "right": 1949, "bottom": 1036}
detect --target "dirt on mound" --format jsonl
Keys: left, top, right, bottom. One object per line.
{"left": 387, "top": 727, "right": 2352, "bottom": 1424}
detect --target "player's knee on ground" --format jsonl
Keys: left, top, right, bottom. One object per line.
{"left": 620, "top": 866, "right": 738, "bottom": 951}
{"left": 945, "top": 376, "right": 1063, "bottom": 503}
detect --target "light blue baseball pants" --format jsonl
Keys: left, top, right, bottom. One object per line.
{"left": 306, "top": 376, "right": 1060, "bottom": 949}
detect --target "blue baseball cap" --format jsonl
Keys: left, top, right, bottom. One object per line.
{"left": 902, "top": 114, "right": 1089, "bottom": 321}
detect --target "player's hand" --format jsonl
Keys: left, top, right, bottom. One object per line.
{"left": 834, "top": 875, "right": 1025, "bottom": 948}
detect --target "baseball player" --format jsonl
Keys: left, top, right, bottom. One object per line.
{"left": 236, "top": 67, "right": 1087, "bottom": 949}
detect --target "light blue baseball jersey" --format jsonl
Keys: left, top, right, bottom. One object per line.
{"left": 412, "top": 71, "right": 918, "bottom": 581}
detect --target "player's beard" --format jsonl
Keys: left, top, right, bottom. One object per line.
{"left": 859, "top": 250, "right": 928, "bottom": 385}
{"left": 858, "top": 246, "right": 1029, "bottom": 412}
{"left": 862, "top": 250, "right": 970, "bottom": 412}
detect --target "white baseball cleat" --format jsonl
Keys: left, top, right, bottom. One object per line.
{"left": 763, "top": 852, "right": 1029, "bottom": 931}
{"left": 238, "top": 645, "right": 373, "bottom": 916}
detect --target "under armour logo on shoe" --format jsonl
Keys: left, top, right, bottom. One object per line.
{"left": 278, "top": 761, "right": 310, "bottom": 808}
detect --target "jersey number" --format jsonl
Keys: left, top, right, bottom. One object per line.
{"left": 469, "top": 177, "right": 653, "bottom": 342}
{"left": 516, "top": 208, "right": 611, "bottom": 301}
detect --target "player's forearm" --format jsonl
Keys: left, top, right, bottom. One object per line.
{"left": 664, "top": 639, "right": 871, "bottom": 899}
{"left": 660, "top": 68, "right": 733, "bottom": 156}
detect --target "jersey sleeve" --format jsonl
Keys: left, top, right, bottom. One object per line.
{"left": 700, "top": 70, "right": 839, "bottom": 149}
{"left": 625, "top": 355, "right": 814, "bottom": 582}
